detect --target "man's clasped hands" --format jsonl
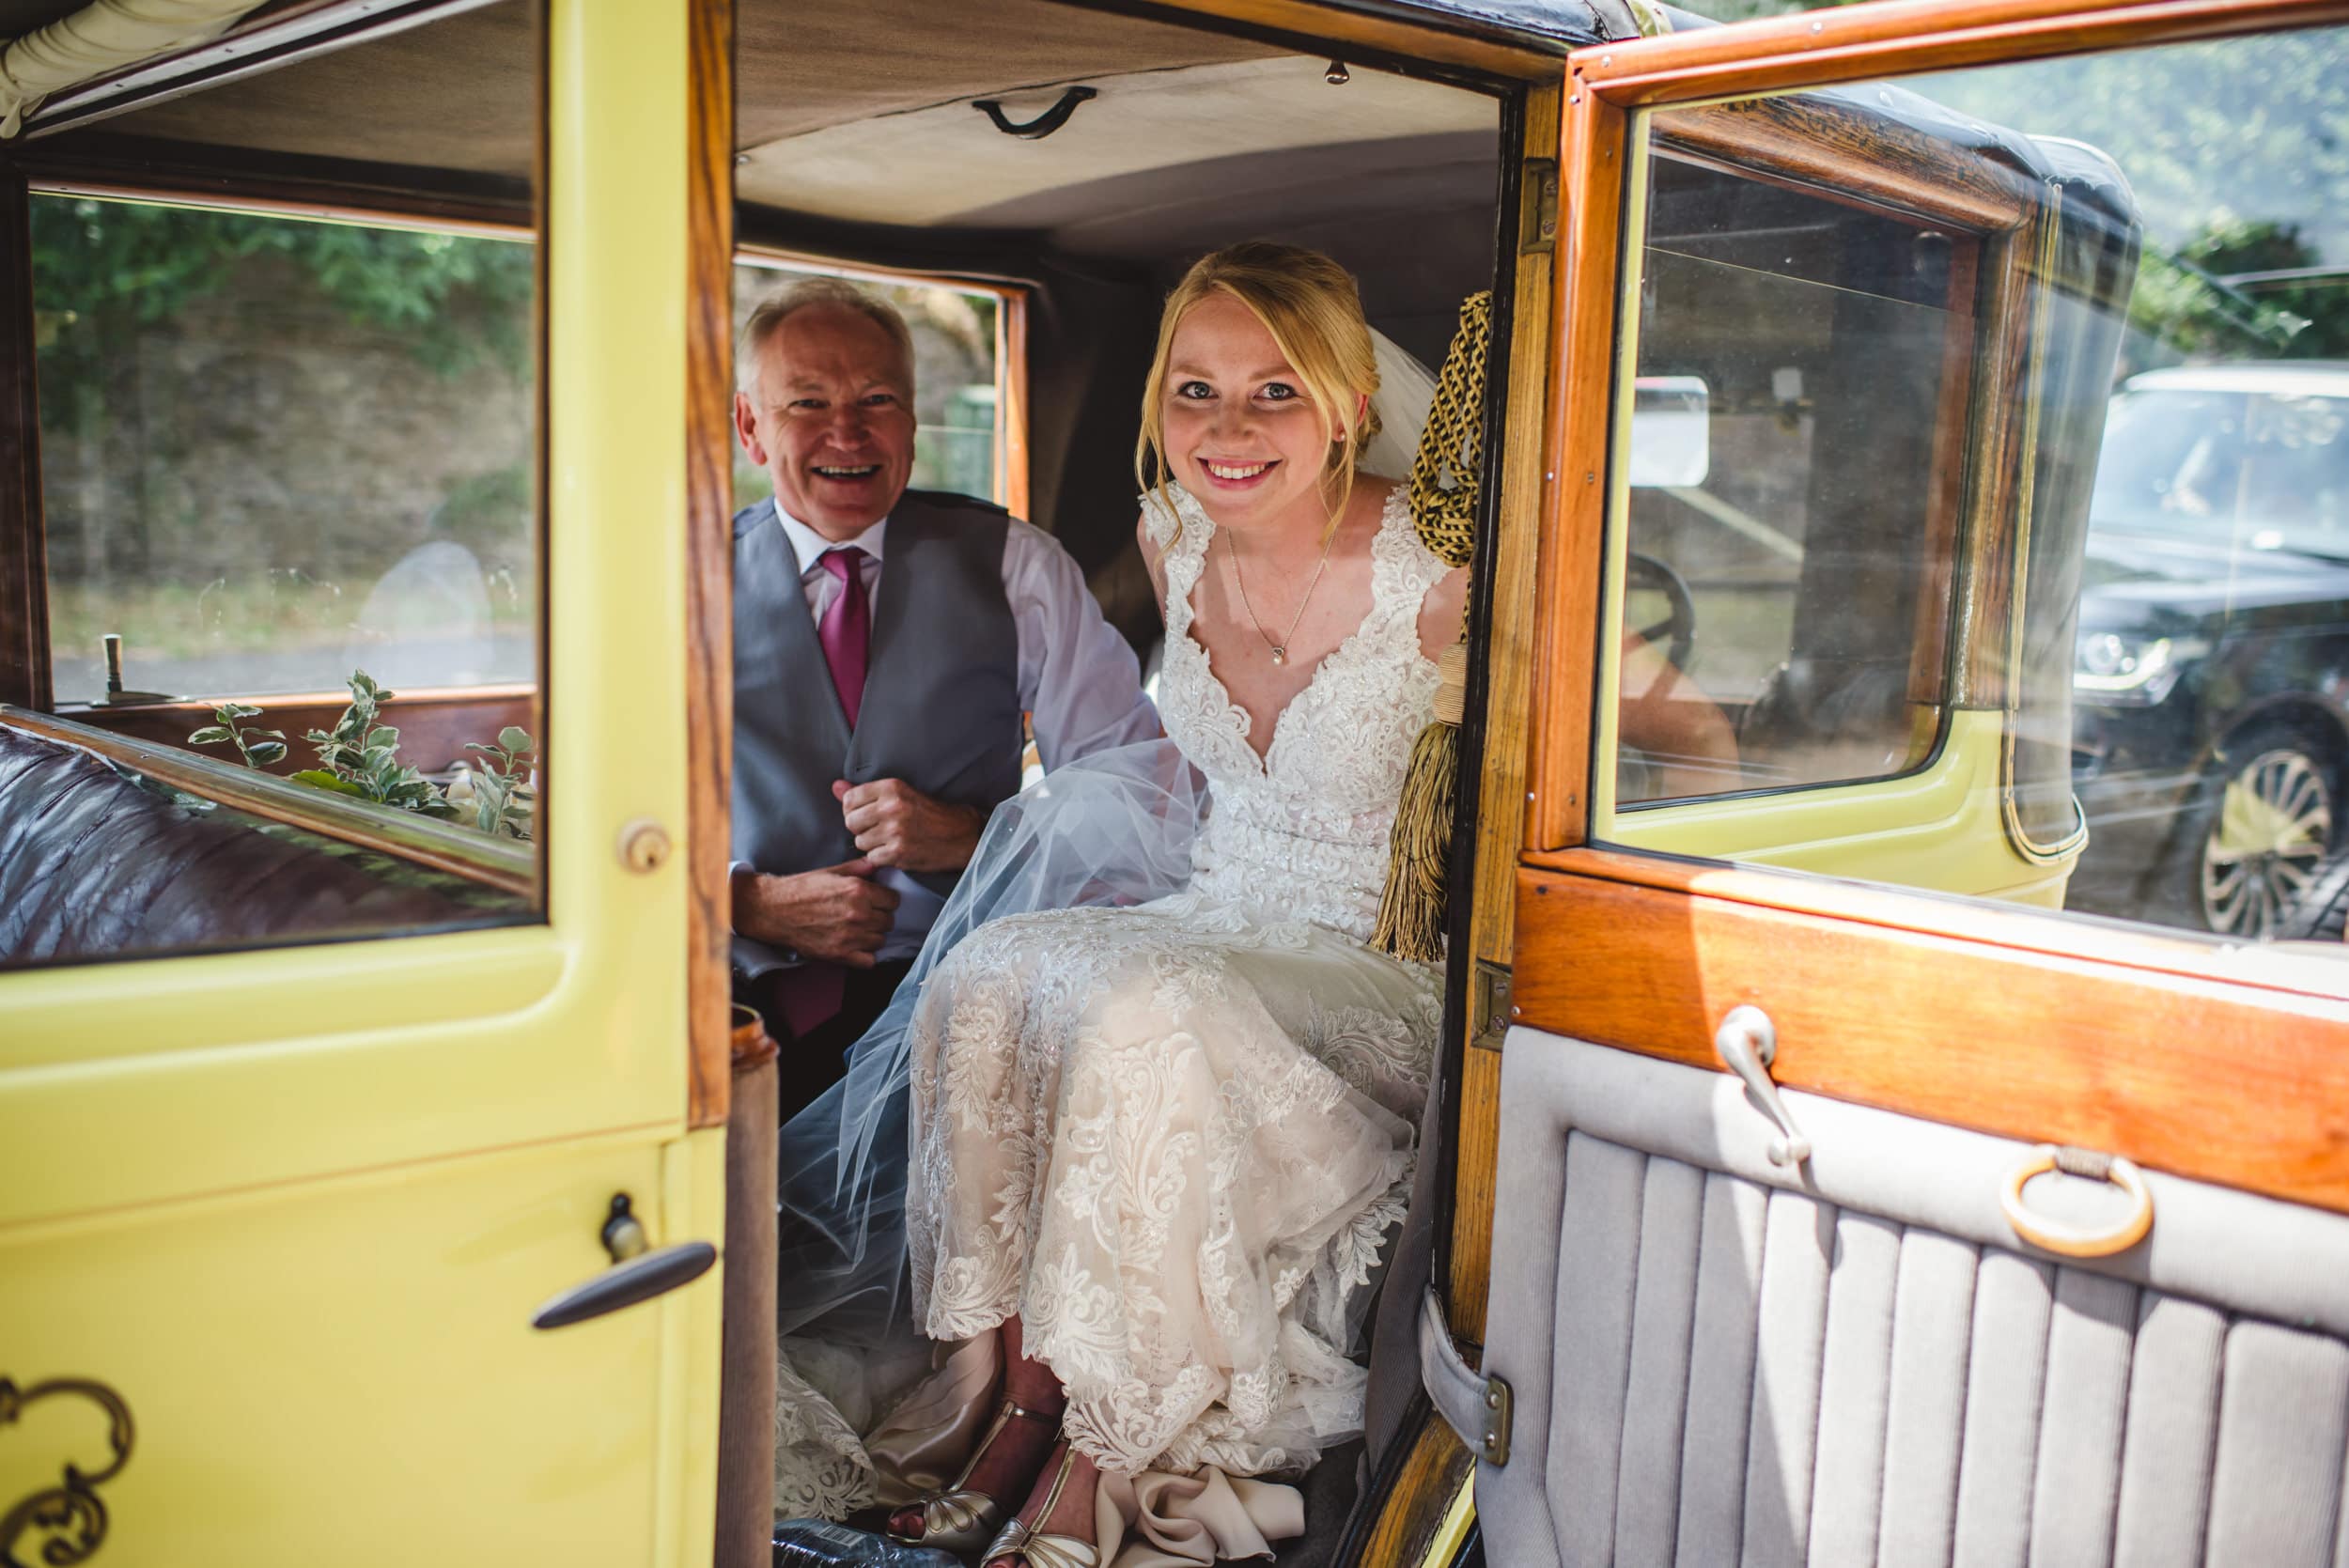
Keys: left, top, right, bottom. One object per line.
{"left": 730, "top": 777, "right": 987, "bottom": 966}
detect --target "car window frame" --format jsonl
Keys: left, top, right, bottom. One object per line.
{"left": 1593, "top": 91, "right": 2100, "bottom": 872}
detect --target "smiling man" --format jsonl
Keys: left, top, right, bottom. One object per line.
{"left": 729, "top": 277, "right": 1156, "bottom": 1115}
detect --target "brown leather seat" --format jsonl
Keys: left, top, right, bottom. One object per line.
{"left": 0, "top": 725, "right": 521, "bottom": 967}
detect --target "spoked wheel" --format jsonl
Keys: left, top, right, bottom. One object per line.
{"left": 2198, "top": 738, "right": 2336, "bottom": 939}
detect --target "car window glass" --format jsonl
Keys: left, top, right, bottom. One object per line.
{"left": 1614, "top": 159, "right": 1961, "bottom": 804}
{"left": 5, "top": 0, "right": 540, "bottom": 970}
{"left": 36, "top": 200, "right": 534, "bottom": 704}
{"left": 1598, "top": 21, "right": 2349, "bottom": 955}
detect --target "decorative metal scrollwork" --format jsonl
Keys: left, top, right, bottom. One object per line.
{"left": 0, "top": 1377, "right": 135, "bottom": 1568}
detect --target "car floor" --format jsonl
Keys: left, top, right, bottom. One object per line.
{"left": 1280, "top": 1437, "right": 1363, "bottom": 1567}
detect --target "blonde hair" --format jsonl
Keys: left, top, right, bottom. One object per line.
{"left": 1135, "top": 241, "right": 1381, "bottom": 542}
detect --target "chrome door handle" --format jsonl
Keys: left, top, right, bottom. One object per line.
{"left": 1715, "top": 1004, "right": 1812, "bottom": 1168}
{"left": 532, "top": 1191, "right": 716, "bottom": 1330}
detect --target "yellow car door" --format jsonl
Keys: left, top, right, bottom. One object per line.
{"left": 0, "top": 3, "right": 735, "bottom": 1562}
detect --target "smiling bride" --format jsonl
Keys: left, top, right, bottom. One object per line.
{"left": 846, "top": 241, "right": 1468, "bottom": 1568}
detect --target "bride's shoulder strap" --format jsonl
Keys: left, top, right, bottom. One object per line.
{"left": 1371, "top": 481, "right": 1451, "bottom": 605}
{"left": 1139, "top": 484, "right": 1210, "bottom": 559}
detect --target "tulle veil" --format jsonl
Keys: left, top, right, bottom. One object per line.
{"left": 771, "top": 327, "right": 1441, "bottom": 1359}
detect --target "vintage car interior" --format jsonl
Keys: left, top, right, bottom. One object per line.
{"left": 0, "top": 1, "right": 1552, "bottom": 1556}
{"left": 6, "top": 1, "right": 2349, "bottom": 1564}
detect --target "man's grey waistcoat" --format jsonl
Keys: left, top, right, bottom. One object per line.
{"left": 732, "top": 490, "right": 1022, "bottom": 900}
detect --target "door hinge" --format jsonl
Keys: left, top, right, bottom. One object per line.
{"left": 1520, "top": 158, "right": 1559, "bottom": 254}
{"left": 1471, "top": 959, "right": 1513, "bottom": 1052}
{"left": 1477, "top": 1374, "right": 1514, "bottom": 1466}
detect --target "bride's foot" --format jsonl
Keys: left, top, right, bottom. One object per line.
{"left": 883, "top": 1396, "right": 1062, "bottom": 1552}
{"left": 982, "top": 1439, "right": 1100, "bottom": 1568}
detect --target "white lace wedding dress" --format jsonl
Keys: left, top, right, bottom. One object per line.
{"left": 902, "top": 479, "right": 1448, "bottom": 1481}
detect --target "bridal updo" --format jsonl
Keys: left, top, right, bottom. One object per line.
{"left": 1136, "top": 241, "right": 1383, "bottom": 538}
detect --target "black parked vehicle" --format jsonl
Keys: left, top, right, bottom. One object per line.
{"left": 2068, "top": 363, "right": 2349, "bottom": 937}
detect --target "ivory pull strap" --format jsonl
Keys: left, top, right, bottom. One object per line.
{"left": 1431, "top": 641, "right": 1469, "bottom": 725}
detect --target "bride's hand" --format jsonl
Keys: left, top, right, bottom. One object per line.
{"left": 835, "top": 778, "right": 988, "bottom": 874}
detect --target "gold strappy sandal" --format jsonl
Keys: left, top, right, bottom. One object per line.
{"left": 980, "top": 1442, "right": 1099, "bottom": 1568}
{"left": 885, "top": 1397, "right": 1060, "bottom": 1554}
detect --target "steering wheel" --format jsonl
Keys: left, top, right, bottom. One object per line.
{"left": 1625, "top": 550, "right": 1697, "bottom": 675}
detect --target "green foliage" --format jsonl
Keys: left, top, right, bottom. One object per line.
{"left": 1908, "top": 32, "right": 2349, "bottom": 366}
{"left": 188, "top": 701, "right": 288, "bottom": 769}
{"left": 2125, "top": 246, "right": 2310, "bottom": 365}
{"left": 456, "top": 724, "right": 537, "bottom": 841}
{"left": 1656, "top": 17, "right": 2349, "bottom": 366}
{"left": 302, "top": 670, "right": 456, "bottom": 817}
{"left": 31, "top": 195, "right": 533, "bottom": 384}
{"left": 186, "top": 671, "right": 540, "bottom": 840}
{"left": 2175, "top": 218, "right": 2349, "bottom": 360}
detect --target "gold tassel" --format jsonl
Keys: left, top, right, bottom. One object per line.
{"left": 1372, "top": 646, "right": 1468, "bottom": 961}
{"left": 1371, "top": 291, "right": 1492, "bottom": 961}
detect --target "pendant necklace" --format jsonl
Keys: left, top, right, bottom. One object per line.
{"left": 1227, "top": 523, "right": 1338, "bottom": 666}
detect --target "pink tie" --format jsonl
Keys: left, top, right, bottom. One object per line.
{"left": 772, "top": 546, "right": 872, "bottom": 1041}
{"left": 817, "top": 547, "right": 870, "bottom": 729}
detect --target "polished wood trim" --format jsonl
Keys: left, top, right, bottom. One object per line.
{"left": 23, "top": 172, "right": 531, "bottom": 240}
{"left": 1513, "top": 861, "right": 2349, "bottom": 1214}
{"left": 1095, "top": 0, "right": 1567, "bottom": 81}
{"left": 685, "top": 0, "right": 738, "bottom": 1133}
{"left": 1349, "top": 1412, "right": 1477, "bottom": 1568}
{"left": 1524, "top": 845, "right": 2349, "bottom": 1003}
{"left": 735, "top": 241, "right": 1026, "bottom": 302}
{"left": 526, "top": 0, "right": 551, "bottom": 915}
{"left": 1653, "top": 96, "right": 2028, "bottom": 233}
{"left": 15, "top": 141, "right": 533, "bottom": 230}
{"left": 1, "top": 705, "right": 536, "bottom": 895}
{"left": 1575, "top": 0, "right": 2349, "bottom": 105}
{"left": 1953, "top": 225, "right": 2038, "bottom": 708}
{"left": 58, "top": 686, "right": 535, "bottom": 775}
{"left": 1906, "top": 236, "right": 1981, "bottom": 712}
{"left": 1000, "top": 288, "right": 1033, "bottom": 519}
{"left": 1524, "top": 70, "right": 1621, "bottom": 852}
{"left": 1445, "top": 82, "right": 1562, "bottom": 1340}
{"left": 0, "top": 172, "right": 49, "bottom": 712}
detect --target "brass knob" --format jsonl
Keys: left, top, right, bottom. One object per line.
{"left": 617, "top": 819, "right": 671, "bottom": 874}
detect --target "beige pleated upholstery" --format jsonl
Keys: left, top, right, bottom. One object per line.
{"left": 1468, "top": 1034, "right": 2349, "bottom": 1568}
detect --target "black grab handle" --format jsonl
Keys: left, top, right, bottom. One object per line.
{"left": 973, "top": 85, "right": 1096, "bottom": 140}
{"left": 531, "top": 1241, "right": 717, "bottom": 1330}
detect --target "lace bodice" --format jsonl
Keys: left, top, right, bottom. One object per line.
{"left": 1145, "top": 483, "right": 1447, "bottom": 943}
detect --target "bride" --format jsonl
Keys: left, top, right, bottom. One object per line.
{"left": 774, "top": 241, "right": 1465, "bottom": 1567}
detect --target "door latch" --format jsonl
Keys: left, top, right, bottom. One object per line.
{"left": 1520, "top": 158, "right": 1559, "bottom": 254}
{"left": 1471, "top": 960, "right": 1513, "bottom": 1052}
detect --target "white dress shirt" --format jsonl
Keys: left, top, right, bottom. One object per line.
{"left": 749, "top": 501, "right": 1159, "bottom": 961}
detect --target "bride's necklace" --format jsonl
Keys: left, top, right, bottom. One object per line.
{"left": 1224, "top": 525, "right": 1337, "bottom": 667}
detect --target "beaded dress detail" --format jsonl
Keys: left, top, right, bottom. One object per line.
{"left": 903, "top": 482, "right": 1449, "bottom": 1480}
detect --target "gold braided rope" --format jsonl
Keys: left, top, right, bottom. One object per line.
{"left": 1372, "top": 291, "right": 1494, "bottom": 961}
{"left": 1405, "top": 290, "right": 1492, "bottom": 572}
